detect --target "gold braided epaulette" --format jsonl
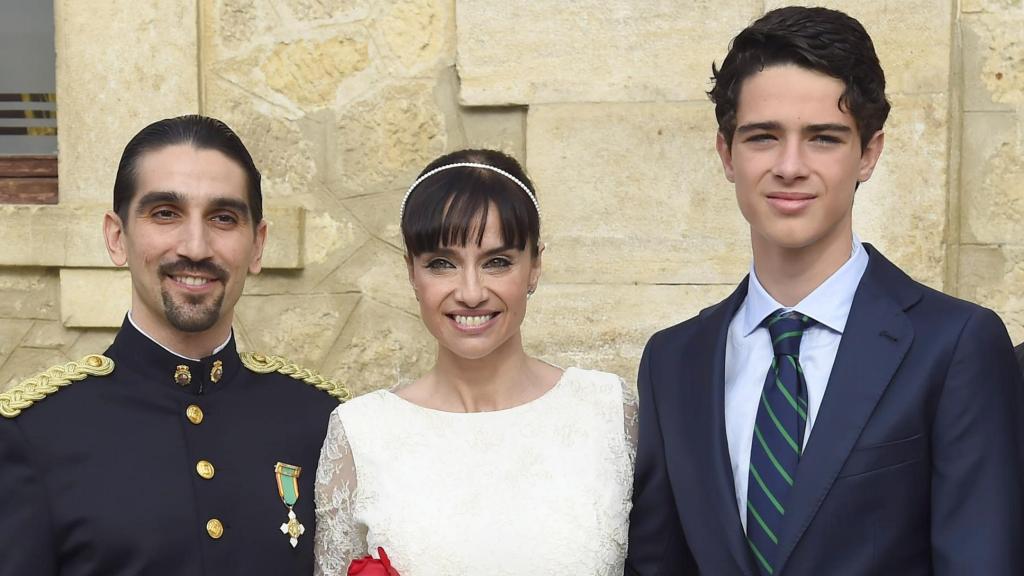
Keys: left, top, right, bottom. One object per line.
{"left": 0, "top": 355, "right": 115, "bottom": 419}
{"left": 239, "top": 352, "right": 350, "bottom": 402}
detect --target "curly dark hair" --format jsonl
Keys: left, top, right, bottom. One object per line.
{"left": 708, "top": 6, "right": 891, "bottom": 152}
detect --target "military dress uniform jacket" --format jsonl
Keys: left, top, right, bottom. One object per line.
{"left": 0, "top": 317, "right": 347, "bottom": 576}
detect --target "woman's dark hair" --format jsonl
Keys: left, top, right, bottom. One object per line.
{"left": 401, "top": 149, "right": 540, "bottom": 258}
{"left": 112, "top": 114, "right": 262, "bottom": 227}
{"left": 708, "top": 6, "right": 891, "bottom": 152}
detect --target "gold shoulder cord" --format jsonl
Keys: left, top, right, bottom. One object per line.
{"left": 0, "top": 355, "right": 115, "bottom": 419}
{"left": 239, "top": 352, "right": 351, "bottom": 402}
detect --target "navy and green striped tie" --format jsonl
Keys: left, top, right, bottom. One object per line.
{"left": 746, "top": 309, "right": 814, "bottom": 575}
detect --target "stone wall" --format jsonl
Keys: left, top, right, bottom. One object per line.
{"left": 1, "top": 1, "right": 1022, "bottom": 393}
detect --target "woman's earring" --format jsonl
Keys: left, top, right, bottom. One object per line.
{"left": 527, "top": 287, "right": 535, "bottom": 300}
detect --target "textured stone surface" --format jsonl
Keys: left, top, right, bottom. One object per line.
{"left": 960, "top": 111, "right": 1023, "bottom": 245}
{"left": 961, "top": 11, "right": 1024, "bottom": 107}
{"left": 526, "top": 102, "right": 750, "bottom": 285}
{"left": 851, "top": 94, "right": 950, "bottom": 289}
{"left": 457, "top": 1, "right": 761, "bottom": 104}
{"left": 327, "top": 82, "right": 447, "bottom": 195}
{"left": 523, "top": 283, "right": 737, "bottom": 385}
{"left": 0, "top": 270, "right": 59, "bottom": 320}
{"left": 958, "top": 244, "right": 1024, "bottom": 343}
{"left": 0, "top": 347, "right": 68, "bottom": 392}
{"left": 56, "top": 0, "right": 199, "bottom": 204}
{"left": 234, "top": 293, "right": 360, "bottom": 368}
{"left": 60, "top": 269, "right": 131, "bottom": 328}
{"left": 371, "top": 0, "right": 452, "bottom": 76}
{"left": 763, "top": 1, "right": 953, "bottom": 94}
{"left": 318, "top": 298, "right": 434, "bottom": 397}
{"left": 260, "top": 36, "right": 370, "bottom": 108}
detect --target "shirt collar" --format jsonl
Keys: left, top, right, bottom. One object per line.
{"left": 127, "top": 309, "right": 232, "bottom": 361}
{"left": 741, "top": 234, "right": 869, "bottom": 336}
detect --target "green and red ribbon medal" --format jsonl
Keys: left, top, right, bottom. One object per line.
{"left": 275, "top": 462, "right": 305, "bottom": 547}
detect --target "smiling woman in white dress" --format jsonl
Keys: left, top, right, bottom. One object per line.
{"left": 313, "top": 149, "right": 637, "bottom": 576}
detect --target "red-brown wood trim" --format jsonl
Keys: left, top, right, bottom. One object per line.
{"left": 0, "top": 155, "right": 57, "bottom": 178}
{"left": 0, "top": 178, "right": 58, "bottom": 204}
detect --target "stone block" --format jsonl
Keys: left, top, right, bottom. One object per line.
{"left": 260, "top": 36, "right": 370, "bottom": 108}
{"left": 523, "top": 283, "right": 737, "bottom": 386}
{"left": 0, "top": 320, "right": 34, "bottom": 372}
{"left": 0, "top": 347, "right": 69, "bottom": 392}
{"left": 327, "top": 82, "right": 447, "bottom": 195}
{"left": 0, "top": 270, "right": 59, "bottom": 320}
{"left": 60, "top": 269, "right": 131, "bottom": 328}
{"left": 262, "top": 207, "right": 306, "bottom": 269}
{"left": 852, "top": 93, "right": 950, "bottom": 289}
{"left": 22, "top": 321, "right": 79, "bottom": 350}
{"left": 457, "top": 0, "right": 761, "bottom": 105}
{"left": 371, "top": 0, "right": 453, "bottom": 76}
{"left": 318, "top": 298, "right": 435, "bottom": 397}
{"left": 958, "top": 244, "right": 1024, "bottom": 343}
{"left": 763, "top": 1, "right": 952, "bottom": 94}
{"left": 234, "top": 293, "right": 360, "bottom": 368}
{"left": 526, "top": 102, "right": 750, "bottom": 285}
{"left": 960, "top": 111, "right": 1024, "bottom": 245}
{"left": 66, "top": 329, "right": 118, "bottom": 359}
{"left": 457, "top": 106, "right": 528, "bottom": 162}
{"left": 56, "top": 0, "right": 199, "bottom": 204}
{"left": 316, "top": 240, "right": 418, "bottom": 316}
{"left": 961, "top": 12, "right": 1024, "bottom": 111}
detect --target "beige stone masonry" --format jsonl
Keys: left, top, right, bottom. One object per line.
{"left": 457, "top": 1, "right": 762, "bottom": 105}
{"left": 527, "top": 102, "right": 750, "bottom": 286}
{"left": 56, "top": 0, "right": 200, "bottom": 204}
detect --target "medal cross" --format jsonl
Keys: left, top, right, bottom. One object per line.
{"left": 280, "top": 508, "right": 305, "bottom": 548}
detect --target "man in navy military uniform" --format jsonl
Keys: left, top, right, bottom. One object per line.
{"left": 0, "top": 115, "right": 348, "bottom": 575}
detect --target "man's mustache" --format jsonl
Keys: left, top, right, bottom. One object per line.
{"left": 158, "top": 259, "right": 229, "bottom": 282}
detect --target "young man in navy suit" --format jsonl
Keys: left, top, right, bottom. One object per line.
{"left": 626, "top": 7, "right": 1023, "bottom": 575}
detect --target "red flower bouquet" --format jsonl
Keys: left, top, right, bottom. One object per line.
{"left": 348, "top": 547, "right": 400, "bottom": 576}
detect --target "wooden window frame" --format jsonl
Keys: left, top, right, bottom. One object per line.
{"left": 0, "top": 155, "right": 57, "bottom": 204}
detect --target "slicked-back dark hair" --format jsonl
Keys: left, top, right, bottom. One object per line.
{"left": 709, "top": 6, "right": 891, "bottom": 151}
{"left": 112, "top": 114, "right": 262, "bottom": 227}
{"left": 401, "top": 149, "right": 540, "bottom": 258}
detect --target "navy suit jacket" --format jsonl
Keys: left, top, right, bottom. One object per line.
{"left": 626, "top": 245, "right": 1024, "bottom": 575}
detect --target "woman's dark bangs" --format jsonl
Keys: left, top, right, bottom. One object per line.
{"left": 402, "top": 165, "right": 537, "bottom": 255}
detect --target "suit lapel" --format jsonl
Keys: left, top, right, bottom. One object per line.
{"left": 682, "top": 279, "right": 759, "bottom": 576}
{"left": 773, "top": 247, "right": 918, "bottom": 573}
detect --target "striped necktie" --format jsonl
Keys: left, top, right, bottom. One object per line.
{"left": 746, "top": 309, "right": 814, "bottom": 575}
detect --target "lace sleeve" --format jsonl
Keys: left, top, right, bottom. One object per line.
{"left": 314, "top": 409, "right": 364, "bottom": 576}
{"left": 621, "top": 380, "right": 639, "bottom": 467}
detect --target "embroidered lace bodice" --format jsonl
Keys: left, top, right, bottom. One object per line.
{"left": 313, "top": 367, "right": 638, "bottom": 576}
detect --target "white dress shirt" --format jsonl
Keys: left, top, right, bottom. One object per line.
{"left": 724, "top": 235, "right": 869, "bottom": 530}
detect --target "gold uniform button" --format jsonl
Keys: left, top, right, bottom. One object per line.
{"left": 196, "top": 460, "right": 215, "bottom": 480}
{"left": 185, "top": 404, "right": 204, "bottom": 425}
{"left": 206, "top": 518, "right": 224, "bottom": 539}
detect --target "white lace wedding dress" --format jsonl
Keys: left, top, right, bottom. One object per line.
{"left": 313, "top": 367, "right": 638, "bottom": 576}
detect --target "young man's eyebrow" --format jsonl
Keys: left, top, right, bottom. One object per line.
{"left": 735, "top": 121, "right": 782, "bottom": 134}
{"left": 134, "top": 190, "right": 186, "bottom": 215}
{"left": 805, "top": 123, "right": 853, "bottom": 133}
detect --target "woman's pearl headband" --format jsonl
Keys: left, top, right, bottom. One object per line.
{"left": 398, "top": 162, "right": 542, "bottom": 223}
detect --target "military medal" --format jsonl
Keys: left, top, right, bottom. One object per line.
{"left": 275, "top": 462, "right": 304, "bottom": 547}
{"left": 210, "top": 360, "right": 223, "bottom": 383}
{"left": 174, "top": 365, "right": 191, "bottom": 386}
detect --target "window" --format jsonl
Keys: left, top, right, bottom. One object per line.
{"left": 0, "top": 0, "right": 57, "bottom": 204}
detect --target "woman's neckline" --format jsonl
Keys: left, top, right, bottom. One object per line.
{"left": 384, "top": 366, "right": 573, "bottom": 416}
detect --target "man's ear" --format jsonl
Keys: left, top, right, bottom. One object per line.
{"left": 248, "top": 219, "right": 269, "bottom": 274}
{"left": 858, "top": 130, "right": 885, "bottom": 183}
{"left": 103, "top": 211, "right": 129, "bottom": 266}
{"left": 716, "top": 132, "right": 736, "bottom": 183}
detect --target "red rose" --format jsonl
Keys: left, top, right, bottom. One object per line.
{"left": 348, "top": 547, "right": 400, "bottom": 576}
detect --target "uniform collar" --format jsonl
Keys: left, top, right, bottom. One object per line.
{"left": 106, "top": 314, "right": 243, "bottom": 396}
{"left": 742, "top": 234, "right": 870, "bottom": 336}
